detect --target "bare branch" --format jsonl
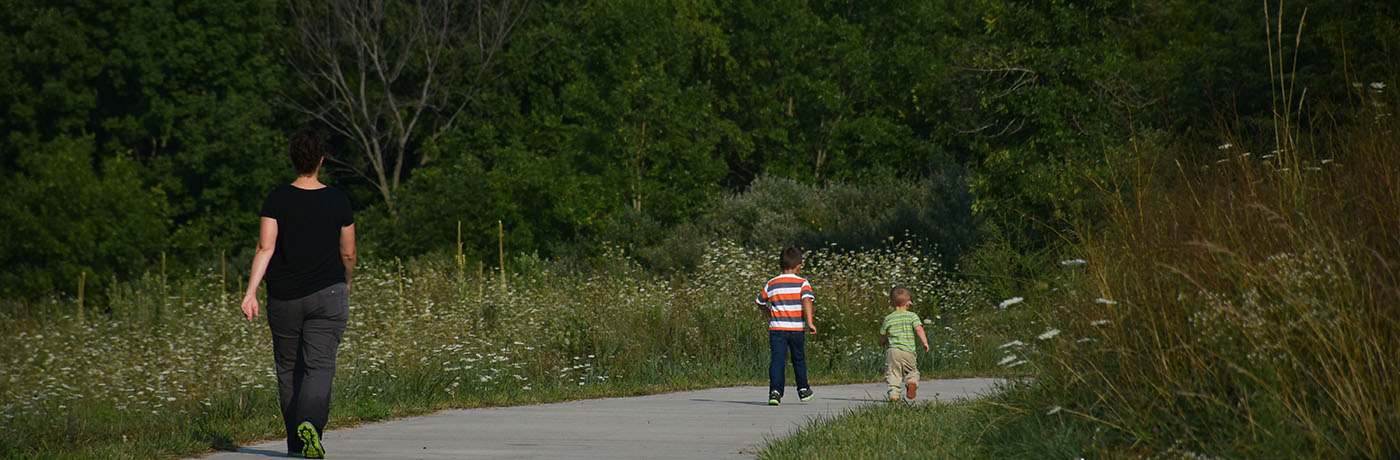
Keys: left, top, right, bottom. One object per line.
{"left": 280, "top": 0, "right": 534, "bottom": 214}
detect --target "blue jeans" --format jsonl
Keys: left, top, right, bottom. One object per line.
{"left": 768, "top": 330, "right": 809, "bottom": 397}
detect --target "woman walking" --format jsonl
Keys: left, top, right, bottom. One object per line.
{"left": 241, "top": 129, "right": 356, "bottom": 459}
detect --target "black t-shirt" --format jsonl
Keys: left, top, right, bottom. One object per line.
{"left": 259, "top": 184, "right": 354, "bottom": 300}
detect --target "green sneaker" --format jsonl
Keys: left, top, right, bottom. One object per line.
{"left": 798, "top": 387, "right": 814, "bottom": 402}
{"left": 768, "top": 390, "right": 781, "bottom": 406}
{"left": 297, "top": 422, "right": 325, "bottom": 459}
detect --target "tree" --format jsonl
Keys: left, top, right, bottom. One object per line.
{"left": 0, "top": 0, "right": 285, "bottom": 297}
{"left": 0, "top": 136, "right": 168, "bottom": 299}
{"left": 282, "top": 0, "right": 532, "bottom": 215}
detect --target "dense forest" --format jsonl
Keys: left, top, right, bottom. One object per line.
{"left": 2, "top": 0, "right": 1396, "bottom": 300}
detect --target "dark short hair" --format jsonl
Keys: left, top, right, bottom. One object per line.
{"left": 779, "top": 247, "right": 802, "bottom": 270}
{"left": 290, "top": 129, "right": 325, "bottom": 175}
{"left": 890, "top": 286, "right": 912, "bottom": 305}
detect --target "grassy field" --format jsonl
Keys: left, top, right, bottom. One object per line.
{"left": 0, "top": 239, "right": 1014, "bottom": 459}
{"left": 759, "top": 102, "right": 1400, "bottom": 458}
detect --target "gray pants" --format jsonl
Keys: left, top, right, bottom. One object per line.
{"left": 267, "top": 282, "right": 349, "bottom": 453}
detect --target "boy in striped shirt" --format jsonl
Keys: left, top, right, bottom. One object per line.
{"left": 879, "top": 286, "right": 929, "bottom": 402}
{"left": 756, "top": 247, "right": 817, "bottom": 405}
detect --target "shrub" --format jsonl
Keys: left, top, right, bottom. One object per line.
{"left": 617, "top": 172, "right": 982, "bottom": 272}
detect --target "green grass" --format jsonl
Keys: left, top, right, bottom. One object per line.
{"left": 0, "top": 239, "right": 1008, "bottom": 459}
{"left": 759, "top": 380, "right": 1117, "bottom": 460}
{"left": 759, "top": 379, "right": 1105, "bottom": 460}
{"left": 760, "top": 400, "right": 989, "bottom": 460}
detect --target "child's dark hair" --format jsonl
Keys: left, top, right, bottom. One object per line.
{"left": 779, "top": 247, "right": 803, "bottom": 271}
{"left": 290, "top": 129, "right": 325, "bottom": 176}
{"left": 890, "top": 286, "right": 911, "bottom": 305}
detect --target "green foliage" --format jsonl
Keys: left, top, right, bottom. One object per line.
{"left": 0, "top": 0, "right": 286, "bottom": 297}
{"left": 0, "top": 137, "right": 168, "bottom": 300}
{"left": 3, "top": 0, "right": 1398, "bottom": 311}
{"left": 591, "top": 172, "right": 981, "bottom": 273}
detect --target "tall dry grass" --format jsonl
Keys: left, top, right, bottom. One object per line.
{"left": 1014, "top": 95, "right": 1399, "bottom": 457}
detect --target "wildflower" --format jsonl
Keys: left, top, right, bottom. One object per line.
{"left": 999, "top": 297, "right": 1024, "bottom": 308}
{"left": 1372, "top": 82, "right": 1386, "bottom": 90}
{"left": 1094, "top": 298, "right": 1117, "bottom": 305}
{"left": 922, "top": 319, "right": 933, "bottom": 324}
{"left": 1090, "top": 319, "right": 1110, "bottom": 326}
{"left": 1217, "top": 143, "right": 1233, "bottom": 150}
{"left": 998, "top": 355, "right": 1018, "bottom": 366}
{"left": 997, "top": 340, "right": 1024, "bottom": 349}
{"left": 1060, "top": 259, "right": 1086, "bottom": 266}
{"left": 1037, "top": 329, "right": 1061, "bottom": 340}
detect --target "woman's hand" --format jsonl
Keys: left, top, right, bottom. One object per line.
{"left": 241, "top": 293, "right": 260, "bottom": 321}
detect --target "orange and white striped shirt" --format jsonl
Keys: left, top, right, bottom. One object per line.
{"left": 756, "top": 274, "right": 814, "bottom": 331}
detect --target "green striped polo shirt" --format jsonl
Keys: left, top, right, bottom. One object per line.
{"left": 880, "top": 310, "right": 922, "bottom": 353}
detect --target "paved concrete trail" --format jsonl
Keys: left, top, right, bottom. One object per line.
{"left": 198, "top": 377, "right": 1002, "bottom": 460}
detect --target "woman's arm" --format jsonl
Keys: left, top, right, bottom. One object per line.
{"left": 340, "top": 223, "right": 357, "bottom": 291}
{"left": 241, "top": 217, "right": 278, "bottom": 321}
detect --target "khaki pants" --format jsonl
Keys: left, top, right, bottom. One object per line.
{"left": 884, "top": 348, "right": 919, "bottom": 400}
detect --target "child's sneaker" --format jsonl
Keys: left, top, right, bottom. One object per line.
{"left": 297, "top": 422, "right": 325, "bottom": 459}
{"left": 905, "top": 381, "right": 918, "bottom": 400}
{"left": 768, "top": 390, "right": 781, "bottom": 406}
{"left": 797, "top": 387, "right": 814, "bottom": 402}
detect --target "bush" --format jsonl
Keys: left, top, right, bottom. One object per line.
{"left": 617, "top": 172, "right": 982, "bottom": 273}
{"left": 0, "top": 137, "right": 169, "bottom": 302}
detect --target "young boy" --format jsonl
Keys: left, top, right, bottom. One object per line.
{"left": 756, "top": 247, "right": 817, "bottom": 405}
{"left": 879, "top": 286, "right": 929, "bottom": 402}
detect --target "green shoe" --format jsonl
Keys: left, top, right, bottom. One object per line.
{"left": 297, "top": 422, "right": 325, "bottom": 459}
{"left": 768, "top": 390, "right": 781, "bottom": 406}
{"left": 798, "top": 387, "right": 814, "bottom": 402}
